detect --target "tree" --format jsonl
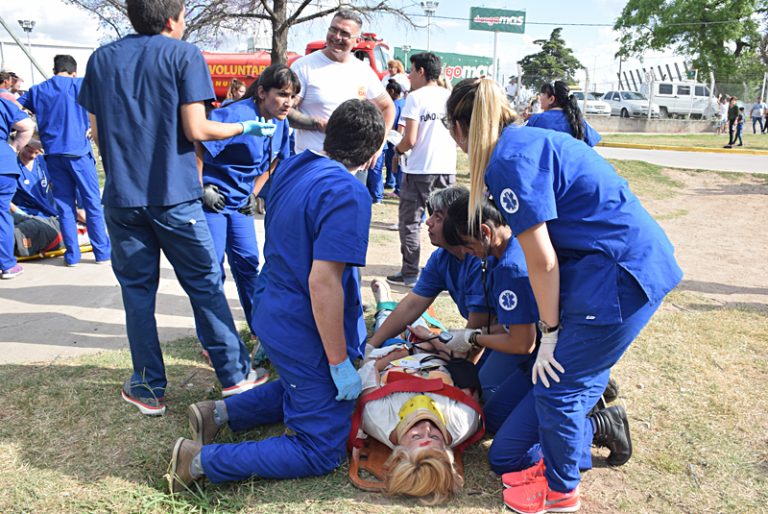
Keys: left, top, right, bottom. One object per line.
{"left": 518, "top": 28, "right": 583, "bottom": 88}
{"left": 614, "top": 0, "right": 767, "bottom": 79}
{"left": 65, "top": 0, "right": 415, "bottom": 64}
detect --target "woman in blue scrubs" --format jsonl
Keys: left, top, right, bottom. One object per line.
{"left": 444, "top": 78, "right": 682, "bottom": 514}
{"left": 197, "top": 64, "right": 298, "bottom": 340}
{"left": 526, "top": 81, "right": 601, "bottom": 147}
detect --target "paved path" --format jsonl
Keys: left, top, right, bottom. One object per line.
{"left": 0, "top": 221, "right": 266, "bottom": 364}
{"left": 596, "top": 146, "right": 767, "bottom": 174}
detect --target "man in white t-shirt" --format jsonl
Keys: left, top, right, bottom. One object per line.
{"left": 288, "top": 9, "right": 394, "bottom": 163}
{"left": 387, "top": 52, "right": 456, "bottom": 288}
{"left": 505, "top": 77, "right": 518, "bottom": 104}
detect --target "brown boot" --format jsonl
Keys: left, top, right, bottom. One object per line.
{"left": 188, "top": 400, "right": 221, "bottom": 445}
{"left": 168, "top": 438, "right": 203, "bottom": 494}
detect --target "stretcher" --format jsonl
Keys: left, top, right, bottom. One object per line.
{"left": 17, "top": 244, "right": 93, "bottom": 262}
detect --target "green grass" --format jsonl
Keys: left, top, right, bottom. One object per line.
{"left": 602, "top": 132, "right": 768, "bottom": 151}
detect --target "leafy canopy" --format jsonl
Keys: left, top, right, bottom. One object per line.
{"left": 518, "top": 28, "right": 583, "bottom": 88}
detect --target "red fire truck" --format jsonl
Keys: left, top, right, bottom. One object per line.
{"left": 204, "top": 33, "right": 392, "bottom": 100}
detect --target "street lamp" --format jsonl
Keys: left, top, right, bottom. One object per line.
{"left": 17, "top": 19, "right": 35, "bottom": 84}
{"left": 420, "top": 1, "right": 439, "bottom": 51}
{"left": 402, "top": 44, "right": 411, "bottom": 67}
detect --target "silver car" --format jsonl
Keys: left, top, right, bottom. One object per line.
{"left": 571, "top": 91, "right": 611, "bottom": 116}
{"left": 603, "top": 90, "right": 661, "bottom": 118}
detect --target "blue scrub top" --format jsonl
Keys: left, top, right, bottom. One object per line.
{"left": 526, "top": 110, "right": 602, "bottom": 147}
{"left": 18, "top": 76, "right": 92, "bottom": 157}
{"left": 393, "top": 98, "right": 405, "bottom": 129}
{"left": 413, "top": 248, "right": 489, "bottom": 320}
{"left": 0, "top": 98, "right": 28, "bottom": 175}
{"left": 13, "top": 156, "right": 57, "bottom": 217}
{"left": 487, "top": 239, "right": 538, "bottom": 327}
{"left": 201, "top": 100, "right": 290, "bottom": 209}
{"left": 485, "top": 125, "right": 682, "bottom": 326}
{"left": 253, "top": 150, "right": 371, "bottom": 366}
{"left": 78, "top": 34, "right": 215, "bottom": 207}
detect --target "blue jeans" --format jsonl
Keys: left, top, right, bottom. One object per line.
{"left": 384, "top": 144, "right": 398, "bottom": 190}
{"left": 366, "top": 152, "right": 385, "bottom": 203}
{"left": 752, "top": 116, "right": 763, "bottom": 134}
{"left": 104, "top": 199, "right": 252, "bottom": 397}
{"left": 204, "top": 208, "right": 260, "bottom": 336}
{"left": 45, "top": 153, "right": 111, "bottom": 265}
{"left": 201, "top": 341, "right": 355, "bottom": 481}
{"left": 0, "top": 174, "right": 17, "bottom": 270}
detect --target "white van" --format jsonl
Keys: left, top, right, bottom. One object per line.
{"left": 641, "top": 81, "right": 717, "bottom": 119}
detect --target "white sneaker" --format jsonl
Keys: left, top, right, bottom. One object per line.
{"left": 221, "top": 368, "right": 269, "bottom": 397}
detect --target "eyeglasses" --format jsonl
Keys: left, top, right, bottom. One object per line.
{"left": 441, "top": 115, "right": 452, "bottom": 130}
{"left": 327, "top": 26, "right": 359, "bottom": 41}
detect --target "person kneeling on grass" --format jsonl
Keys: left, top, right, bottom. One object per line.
{"left": 167, "top": 98, "right": 386, "bottom": 493}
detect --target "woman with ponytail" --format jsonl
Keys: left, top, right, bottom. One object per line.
{"left": 526, "top": 81, "right": 601, "bottom": 147}
{"left": 444, "top": 78, "right": 682, "bottom": 514}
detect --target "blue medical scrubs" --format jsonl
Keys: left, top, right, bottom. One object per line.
{"left": 13, "top": 155, "right": 57, "bottom": 218}
{"left": 201, "top": 100, "right": 290, "bottom": 337}
{"left": 201, "top": 150, "right": 371, "bottom": 482}
{"left": 413, "top": 248, "right": 488, "bottom": 320}
{"left": 78, "top": 34, "right": 252, "bottom": 398}
{"left": 0, "top": 99, "right": 29, "bottom": 271}
{"left": 526, "top": 110, "right": 602, "bottom": 147}
{"left": 19, "top": 75, "right": 111, "bottom": 265}
{"left": 477, "top": 239, "right": 538, "bottom": 403}
{"left": 483, "top": 125, "right": 682, "bottom": 491}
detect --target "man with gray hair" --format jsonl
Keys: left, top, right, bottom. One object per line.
{"left": 288, "top": 9, "right": 394, "bottom": 173}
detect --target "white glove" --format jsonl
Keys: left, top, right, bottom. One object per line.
{"left": 444, "top": 329, "right": 480, "bottom": 354}
{"left": 532, "top": 331, "right": 565, "bottom": 388}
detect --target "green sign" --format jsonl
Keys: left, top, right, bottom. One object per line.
{"left": 468, "top": 7, "right": 526, "bottom": 34}
{"left": 394, "top": 48, "right": 494, "bottom": 86}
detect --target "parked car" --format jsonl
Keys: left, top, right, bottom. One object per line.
{"left": 570, "top": 91, "right": 611, "bottom": 116}
{"left": 603, "top": 90, "right": 660, "bottom": 118}
{"left": 640, "top": 81, "right": 718, "bottom": 119}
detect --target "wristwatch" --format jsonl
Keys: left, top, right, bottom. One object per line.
{"left": 394, "top": 146, "right": 404, "bottom": 156}
{"left": 537, "top": 320, "right": 560, "bottom": 334}
{"left": 469, "top": 330, "right": 482, "bottom": 351}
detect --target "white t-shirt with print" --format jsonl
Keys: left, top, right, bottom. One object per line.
{"left": 292, "top": 50, "right": 386, "bottom": 153}
{"left": 398, "top": 85, "right": 456, "bottom": 175}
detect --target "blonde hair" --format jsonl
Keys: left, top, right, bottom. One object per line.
{"left": 445, "top": 78, "right": 517, "bottom": 231}
{"left": 383, "top": 446, "right": 463, "bottom": 505}
{"left": 387, "top": 59, "right": 405, "bottom": 74}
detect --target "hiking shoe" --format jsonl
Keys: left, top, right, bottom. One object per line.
{"left": 502, "top": 460, "right": 546, "bottom": 488}
{"left": 503, "top": 480, "right": 580, "bottom": 514}
{"left": 168, "top": 438, "right": 202, "bottom": 494}
{"left": 1, "top": 263, "right": 23, "bottom": 279}
{"left": 221, "top": 367, "right": 269, "bottom": 397}
{"left": 590, "top": 405, "right": 632, "bottom": 466}
{"left": 121, "top": 380, "right": 166, "bottom": 416}
{"left": 386, "top": 272, "right": 418, "bottom": 288}
{"left": 188, "top": 400, "right": 221, "bottom": 445}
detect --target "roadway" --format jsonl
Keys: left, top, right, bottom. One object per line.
{"left": 596, "top": 146, "right": 767, "bottom": 174}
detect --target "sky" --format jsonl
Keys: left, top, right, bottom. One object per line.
{"left": 0, "top": 0, "right": 678, "bottom": 90}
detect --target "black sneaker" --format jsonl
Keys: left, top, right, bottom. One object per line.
{"left": 590, "top": 405, "right": 632, "bottom": 466}
{"left": 587, "top": 377, "right": 620, "bottom": 417}
{"left": 386, "top": 272, "right": 418, "bottom": 288}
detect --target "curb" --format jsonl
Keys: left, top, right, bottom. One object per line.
{"left": 598, "top": 141, "right": 768, "bottom": 156}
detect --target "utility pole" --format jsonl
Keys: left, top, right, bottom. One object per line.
{"left": 18, "top": 19, "right": 35, "bottom": 84}
{"left": 420, "top": 1, "right": 439, "bottom": 51}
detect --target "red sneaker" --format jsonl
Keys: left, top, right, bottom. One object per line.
{"left": 503, "top": 480, "right": 580, "bottom": 514}
{"left": 502, "top": 460, "right": 546, "bottom": 488}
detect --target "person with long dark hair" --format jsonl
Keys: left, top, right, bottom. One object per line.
{"left": 443, "top": 78, "right": 682, "bottom": 513}
{"left": 526, "top": 81, "right": 601, "bottom": 147}
{"left": 196, "top": 63, "right": 299, "bottom": 353}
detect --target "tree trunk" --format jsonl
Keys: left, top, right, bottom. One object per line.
{"left": 271, "top": 0, "right": 288, "bottom": 64}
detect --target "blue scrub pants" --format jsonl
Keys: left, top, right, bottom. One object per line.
{"left": 104, "top": 199, "right": 252, "bottom": 397}
{"left": 200, "top": 341, "right": 355, "bottom": 481}
{"left": 0, "top": 174, "right": 17, "bottom": 270}
{"left": 45, "top": 153, "right": 110, "bottom": 265}
{"left": 204, "top": 208, "right": 260, "bottom": 336}
{"left": 366, "top": 152, "right": 385, "bottom": 203}
{"left": 478, "top": 349, "right": 532, "bottom": 403}
{"left": 383, "top": 144, "right": 398, "bottom": 190}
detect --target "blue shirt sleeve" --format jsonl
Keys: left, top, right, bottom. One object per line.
{"left": 486, "top": 151, "right": 557, "bottom": 236}
{"left": 17, "top": 90, "right": 32, "bottom": 111}
{"left": 311, "top": 177, "right": 371, "bottom": 267}
{"left": 412, "top": 250, "right": 446, "bottom": 298}
{"left": 583, "top": 120, "right": 602, "bottom": 147}
{"left": 493, "top": 274, "right": 538, "bottom": 325}
{"left": 178, "top": 47, "right": 216, "bottom": 105}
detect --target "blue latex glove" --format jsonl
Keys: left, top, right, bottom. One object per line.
{"left": 240, "top": 116, "right": 276, "bottom": 137}
{"left": 329, "top": 357, "right": 362, "bottom": 401}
